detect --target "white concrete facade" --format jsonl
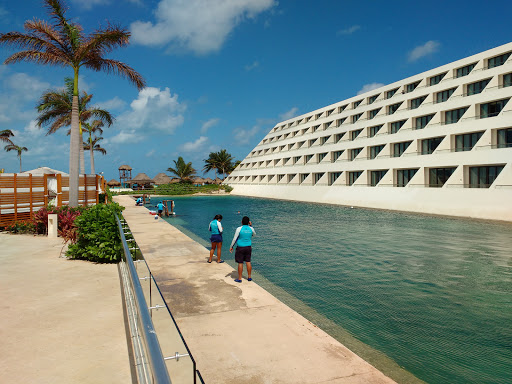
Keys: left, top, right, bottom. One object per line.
{"left": 226, "top": 43, "right": 512, "bottom": 221}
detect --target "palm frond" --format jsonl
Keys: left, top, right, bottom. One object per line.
{"left": 87, "top": 58, "right": 146, "bottom": 90}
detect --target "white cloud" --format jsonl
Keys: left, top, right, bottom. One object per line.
{"left": 181, "top": 136, "right": 209, "bottom": 152}
{"left": 408, "top": 41, "right": 440, "bottom": 62}
{"left": 233, "top": 125, "right": 260, "bottom": 145}
{"left": 97, "top": 96, "right": 127, "bottom": 111}
{"left": 200, "top": 118, "right": 220, "bottom": 134}
{"left": 116, "top": 87, "right": 186, "bottom": 135}
{"left": 279, "top": 107, "right": 299, "bottom": 121}
{"left": 107, "top": 130, "right": 140, "bottom": 144}
{"left": 337, "top": 25, "right": 361, "bottom": 36}
{"left": 245, "top": 61, "right": 260, "bottom": 71}
{"left": 4, "top": 73, "right": 51, "bottom": 101}
{"left": 146, "top": 149, "right": 156, "bottom": 157}
{"left": 131, "top": 0, "right": 277, "bottom": 54}
{"left": 357, "top": 82, "right": 385, "bottom": 95}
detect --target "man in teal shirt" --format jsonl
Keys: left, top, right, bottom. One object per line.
{"left": 229, "top": 216, "right": 256, "bottom": 283}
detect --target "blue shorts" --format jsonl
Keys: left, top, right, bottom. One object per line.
{"left": 210, "top": 234, "right": 223, "bottom": 243}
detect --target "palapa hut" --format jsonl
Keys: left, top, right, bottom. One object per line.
{"left": 170, "top": 177, "right": 181, "bottom": 184}
{"left": 128, "top": 173, "right": 155, "bottom": 190}
{"left": 107, "top": 179, "right": 121, "bottom": 187}
{"left": 153, "top": 173, "right": 172, "bottom": 186}
{"left": 214, "top": 177, "right": 223, "bottom": 185}
{"left": 204, "top": 177, "right": 214, "bottom": 184}
{"left": 118, "top": 165, "right": 132, "bottom": 187}
{"left": 192, "top": 177, "right": 206, "bottom": 186}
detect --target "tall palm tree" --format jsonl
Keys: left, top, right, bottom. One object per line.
{"left": 5, "top": 144, "right": 28, "bottom": 173}
{"left": 0, "top": 129, "right": 14, "bottom": 146}
{"left": 36, "top": 77, "right": 114, "bottom": 174}
{"left": 83, "top": 135, "right": 106, "bottom": 175}
{"left": 0, "top": 0, "right": 145, "bottom": 206}
{"left": 167, "top": 157, "right": 196, "bottom": 183}
{"left": 204, "top": 149, "right": 234, "bottom": 180}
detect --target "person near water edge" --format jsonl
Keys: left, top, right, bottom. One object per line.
{"left": 230, "top": 216, "right": 256, "bottom": 282}
{"left": 157, "top": 201, "right": 164, "bottom": 217}
{"left": 208, "top": 214, "right": 224, "bottom": 263}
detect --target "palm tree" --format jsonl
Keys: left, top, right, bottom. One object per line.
{"left": 36, "top": 78, "right": 114, "bottom": 174}
{"left": 0, "top": 0, "right": 145, "bottom": 206}
{"left": 83, "top": 136, "right": 106, "bottom": 175}
{"left": 167, "top": 157, "right": 196, "bottom": 183}
{"left": 5, "top": 144, "right": 28, "bottom": 173}
{"left": 0, "top": 129, "right": 14, "bottom": 146}
{"left": 204, "top": 149, "right": 234, "bottom": 181}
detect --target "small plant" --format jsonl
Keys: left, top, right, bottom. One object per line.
{"left": 5, "top": 220, "right": 36, "bottom": 234}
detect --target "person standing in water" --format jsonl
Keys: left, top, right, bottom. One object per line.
{"left": 230, "top": 216, "right": 256, "bottom": 282}
{"left": 208, "top": 214, "right": 224, "bottom": 263}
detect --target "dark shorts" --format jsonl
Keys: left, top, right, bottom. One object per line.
{"left": 235, "top": 246, "right": 252, "bottom": 263}
{"left": 210, "top": 234, "right": 223, "bottom": 243}
{"left": 158, "top": 209, "right": 163, "bottom": 214}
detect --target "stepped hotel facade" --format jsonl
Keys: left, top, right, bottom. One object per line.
{"left": 225, "top": 43, "right": 512, "bottom": 221}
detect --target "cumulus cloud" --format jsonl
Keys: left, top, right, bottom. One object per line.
{"left": 181, "top": 136, "right": 209, "bottom": 152}
{"left": 337, "top": 25, "right": 361, "bottom": 36}
{"left": 233, "top": 125, "right": 260, "bottom": 145}
{"left": 131, "top": 0, "right": 277, "bottom": 54}
{"left": 4, "top": 73, "right": 51, "bottom": 101}
{"left": 107, "top": 130, "right": 139, "bottom": 144}
{"left": 200, "top": 118, "right": 220, "bottom": 134}
{"left": 357, "top": 82, "right": 385, "bottom": 95}
{"left": 245, "top": 61, "right": 260, "bottom": 71}
{"left": 408, "top": 41, "right": 440, "bottom": 62}
{"left": 97, "top": 96, "right": 127, "bottom": 111}
{"left": 279, "top": 107, "right": 299, "bottom": 121}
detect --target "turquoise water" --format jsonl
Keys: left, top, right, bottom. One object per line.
{"left": 151, "top": 195, "right": 512, "bottom": 384}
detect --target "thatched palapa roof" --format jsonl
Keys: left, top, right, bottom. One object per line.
{"left": 204, "top": 177, "right": 214, "bottom": 184}
{"left": 214, "top": 177, "right": 223, "bottom": 184}
{"left": 153, "top": 173, "right": 172, "bottom": 185}
{"left": 170, "top": 177, "right": 180, "bottom": 184}
{"left": 192, "top": 177, "right": 205, "bottom": 184}
{"left": 107, "top": 179, "right": 121, "bottom": 187}
{"left": 119, "top": 164, "right": 132, "bottom": 170}
{"left": 128, "top": 173, "right": 155, "bottom": 185}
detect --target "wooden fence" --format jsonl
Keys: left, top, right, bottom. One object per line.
{"left": 0, "top": 173, "right": 106, "bottom": 227}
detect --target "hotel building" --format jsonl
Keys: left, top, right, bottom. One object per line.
{"left": 225, "top": 43, "right": 512, "bottom": 221}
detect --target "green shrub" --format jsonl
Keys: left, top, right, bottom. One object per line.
{"left": 66, "top": 203, "right": 126, "bottom": 263}
{"left": 4, "top": 220, "right": 36, "bottom": 234}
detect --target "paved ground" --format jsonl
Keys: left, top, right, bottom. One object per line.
{"left": 0, "top": 233, "right": 133, "bottom": 384}
{"left": 117, "top": 195, "right": 396, "bottom": 384}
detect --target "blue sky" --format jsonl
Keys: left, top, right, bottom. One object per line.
{"left": 1, "top": 0, "right": 511, "bottom": 181}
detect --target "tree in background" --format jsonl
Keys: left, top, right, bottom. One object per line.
{"left": 83, "top": 120, "right": 105, "bottom": 175}
{"left": 0, "top": 129, "right": 14, "bottom": 146}
{"left": 167, "top": 157, "right": 196, "bottom": 183}
{"left": 5, "top": 144, "right": 28, "bottom": 173}
{"left": 36, "top": 77, "right": 114, "bottom": 174}
{"left": 0, "top": 0, "right": 145, "bottom": 206}
{"left": 203, "top": 149, "right": 235, "bottom": 180}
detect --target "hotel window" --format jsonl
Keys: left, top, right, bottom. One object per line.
{"left": 268, "top": 175, "right": 275, "bottom": 182}
{"left": 466, "top": 78, "right": 491, "bottom": 96}
{"left": 334, "top": 133, "right": 345, "bottom": 143}
{"left": 309, "top": 138, "right": 318, "bottom": 147}
{"left": 317, "top": 152, "right": 328, "bottom": 162}
{"left": 312, "top": 125, "right": 320, "bottom": 132}
{"left": 348, "top": 171, "right": 363, "bottom": 186}
{"left": 280, "top": 145, "right": 286, "bottom": 151}
{"left": 337, "top": 117, "right": 347, "bottom": 126}
{"left": 368, "top": 94, "right": 379, "bottom": 104}
{"left": 386, "top": 88, "right": 399, "bottom": 99}
{"left": 288, "top": 174, "right": 296, "bottom": 183}
{"left": 370, "top": 170, "right": 388, "bottom": 186}
{"left": 349, "top": 147, "right": 363, "bottom": 161}
{"left": 338, "top": 105, "right": 348, "bottom": 113}
{"left": 315, "top": 113, "right": 322, "bottom": 120}
{"left": 421, "top": 136, "right": 444, "bottom": 155}
{"left": 480, "top": 98, "right": 509, "bottom": 118}
{"left": 368, "top": 108, "right": 381, "bottom": 119}
{"left": 297, "top": 141, "right": 305, "bottom": 148}
{"left": 469, "top": 165, "right": 504, "bottom": 188}
{"left": 429, "top": 72, "right": 447, "bottom": 86}
{"left": 369, "top": 144, "right": 385, "bottom": 159}
{"left": 487, "top": 52, "right": 511, "bottom": 69}
{"left": 503, "top": 73, "right": 512, "bottom": 88}
{"left": 314, "top": 173, "right": 324, "bottom": 184}
{"left": 497, "top": 128, "right": 512, "bottom": 148}
{"left": 444, "top": 107, "right": 469, "bottom": 124}
{"left": 331, "top": 150, "right": 344, "bottom": 162}
{"left": 455, "top": 131, "right": 484, "bottom": 152}
{"left": 305, "top": 154, "right": 314, "bottom": 163}
{"left": 369, "top": 125, "right": 383, "bottom": 137}
{"left": 415, "top": 113, "right": 435, "bottom": 129}
{"left": 350, "top": 129, "right": 363, "bottom": 140}
{"left": 300, "top": 174, "right": 309, "bottom": 183}
{"left": 320, "top": 135, "right": 331, "bottom": 145}
{"left": 293, "top": 156, "right": 302, "bottom": 164}
{"left": 259, "top": 175, "right": 265, "bottom": 181}
{"left": 390, "top": 119, "right": 407, "bottom": 134}
{"left": 388, "top": 102, "right": 402, "bottom": 115}
{"left": 456, "top": 62, "right": 476, "bottom": 78}
{"left": 287, "top": 143, "right": 294, "bottom": 150}
{"left": 353, "top": 99, "right": 363, "bottom": 109}
{"left": 396, "top": 169, "right": 418, "bottom": 187}
{"left": 405, "top": 81, "right": 421, "bottom": 93}
{"left": 327, "top": 109, "right": 334, "bottom": 116}
{"left": 436, "top": 87, "right": 457, "bottom": 103}
{"left": 393, "top": 141, "right": 412, "bottom": 157}
{"left": 278, "top": 174, "right": 284, "bottom": 182}
{"left": 410, "top": 95, "right": 427, "bottom": 110}
{"left": 429, "top": 167, "right": 456, "bottom": 187}
{"left": 352, "top": 113, "right": 363, "bottom": 123}
{"left": 283, "top": 157, "right": 291, "bottom": 165}
{"left": 328, "top": 172, "right": 342, "bottom": 185}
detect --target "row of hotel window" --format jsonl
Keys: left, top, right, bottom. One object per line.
{"left": 269, "top": 53, "right": 512, "bottom": 135}
{"left": 253, "top": 97, "right": 511, "bottom": 156}
{"left": 229, "top": 165, "right": 505, "bottom": 189}
{"left": 240, "top": 128, "right": 512, "bottom": 169}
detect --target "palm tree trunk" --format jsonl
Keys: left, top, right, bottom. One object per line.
{"left": 90, "top": 147, "right": 95, "bottom": 175}
{"left": 79, "top": 123, "right": 85, "bottom": 175}
{"left": 19, "top": 154, "right": 22, "bottom": 173}
{"left": 69, "top": 89, "right": 80, "bottom": 207}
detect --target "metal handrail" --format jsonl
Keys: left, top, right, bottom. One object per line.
{"left": 116, "top": 214, "right": 173, "bottom": 384}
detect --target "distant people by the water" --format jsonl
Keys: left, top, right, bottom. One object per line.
{"left": 230, "top": 216, "right": 255, "bottom": 282}
{"left": 157, "top": 202, "right": 164, "bottom": 217}
{"left": 208, "top": 214, "right": 224, "bottom": 263}
{"left": 135, "top": 197, "right": 143, "bottom": 206}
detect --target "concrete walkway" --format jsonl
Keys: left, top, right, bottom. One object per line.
{"left": 116, "top": 195, "right": 396, "bottom": 384}
{"left": 0, "top": 233, "right": 132, "bottom": 384}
